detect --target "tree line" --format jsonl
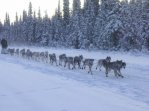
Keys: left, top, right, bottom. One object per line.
{"left": 0, "top": 0, "right": 149, "bottom": 51}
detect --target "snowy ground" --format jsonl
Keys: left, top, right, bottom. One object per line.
{"left": 0, "top": 47, "right": 149, "bottom": 111}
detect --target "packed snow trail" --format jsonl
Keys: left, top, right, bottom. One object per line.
{"left": 0, "top": 48, "right": 149, "bottom": 111}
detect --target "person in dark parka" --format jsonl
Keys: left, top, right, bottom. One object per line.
{"left": 1, "top": 39, "right": 8, "bottom": 49}
{"left": 1, "top": 38, "right": 8, "bottom": 54}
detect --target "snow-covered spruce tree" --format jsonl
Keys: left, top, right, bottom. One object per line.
{"left": 0, "top": 20, "right": 3, "bottom": 38}
{"left": 50, "top": 1, "right": 63, "bottom": 47}
{"left": 119, "top": 0, "right": 144, "bottom": 51}
{"left": 90, "top": 0, "right": 99, "bottom": 15}
{"left": 12, "top": 13, "right": 19, "bottom": 42}
{"left": 35, "top": 8, "right": 43, "bottom": 45}
{"left": 17, "top": 16, "right": 24, "bottom": 43}
{"left": 94, "top": 4, "right": 104, "bottom": 49}
{"left": 95, "top": 0, "right": 122, "bottom": 50}
{"left": 130, "top": 0, "right": 144, "bottom": 51}
{"left": 41, "top": 11, "right": 51, "bottom": 46}
{"left": 63, "top": 0, "right": 70, "bottom": 26}
{"left": 61, "top": 0, "right": 71, "bottom": 47}
{"left": 117, "top": 0, "right": 132, "bottom": 51}
{"left": 30, "top": 11, "right": 38, "bottom": 45}
{"left": 130, "top": 0, "right": 143, "bottom": 51}
{"left": 9, "top": 13, "right": 24, "bottom": 44}
{"left": 133, "top": 0, "right": 148, "bottom": 51}
{"left": 26, "top": 2, "right": 34, "bottom": 45}
{"left": 142, "top": 0, "right": 149, "bottom": 50}
{"left": 82, "top": 0, "right": 96, "bottom": 49}
{"left": 72, "top": 0, "right": 81, "bottom": 14}
{"left": 78, "top": 10, "right": 88, "bottom": 49}
{"left": 21, "top": 10, "right": 28, "bottom": 43}
{"left": 3, "top": 13, "right": 10, "bottom": 40}
{"left": 0, "top": 20, "right": 4, "bottom": 39}
{"left": 9, "top": 13, "right": 23, "bottom": 44}
{"left": 67, "top": 0, "right": 82, "bottom": 49}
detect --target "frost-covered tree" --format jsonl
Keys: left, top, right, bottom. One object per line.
{"left": 27, "top": 2, "right": 34, "bottom": 44}
{"left": 0, "top": 20, "right": 3, "bottom": 38}
{"left": 22, "top": 10, "right": 28, "bottom": 43}
{"left": 35, "top": 8, "right": 43, "bottom": 44}
{"left": 96, "top": 0, "right": 123, "bottom": 50}
{"left": 90, "top": 0, "right": 99, "bottom": 15}
{"left": 28, "top": 2, "right": 33, "bottom": 17}
{"left": 41, "top": 11, "right": 51, "bottom": 46}
{"left": 50, "top": 1, "right": 63, "bottom": 47}
{"left": 31, "top": 11, "right": 37, "bottom": 44}
{"left": 119, "top": 0, "right": 144, "bottom": 51}
{"left": 94, "top": 4, "right": 104, "bottom": 49}
{"left": 83, "top": 0, "right": 96, "bottom": 47}
{"left": 63, "top": 0, "right": 70, "bottom": 26}
{"left": 3, "top": 13, "right": 10, "bottom": 40}
{"left": 67, "top": 0, "right": 82, "bottom": 49}
{"left": 72, "top": 0, "right": 81, "bottom": 14}
{"left": 142, "top": 0, "right": 149, "bottom": 49}
{"left": 12, "top": 13, "right": 19, "bottom": 42}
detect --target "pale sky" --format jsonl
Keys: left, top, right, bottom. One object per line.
{"left": 0, "top": 0, "right": 84, "bottom": 23}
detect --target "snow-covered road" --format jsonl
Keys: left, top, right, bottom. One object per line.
{"left": 0, "top": 48, "right": 149, "bottom": 111}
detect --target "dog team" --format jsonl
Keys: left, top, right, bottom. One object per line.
{"left": 6, "top": 48, "right": 126, "bottom": 78}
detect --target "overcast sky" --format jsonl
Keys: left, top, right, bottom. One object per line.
{"left": 0, "top": 0, "right": 84, "bottom": 23}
